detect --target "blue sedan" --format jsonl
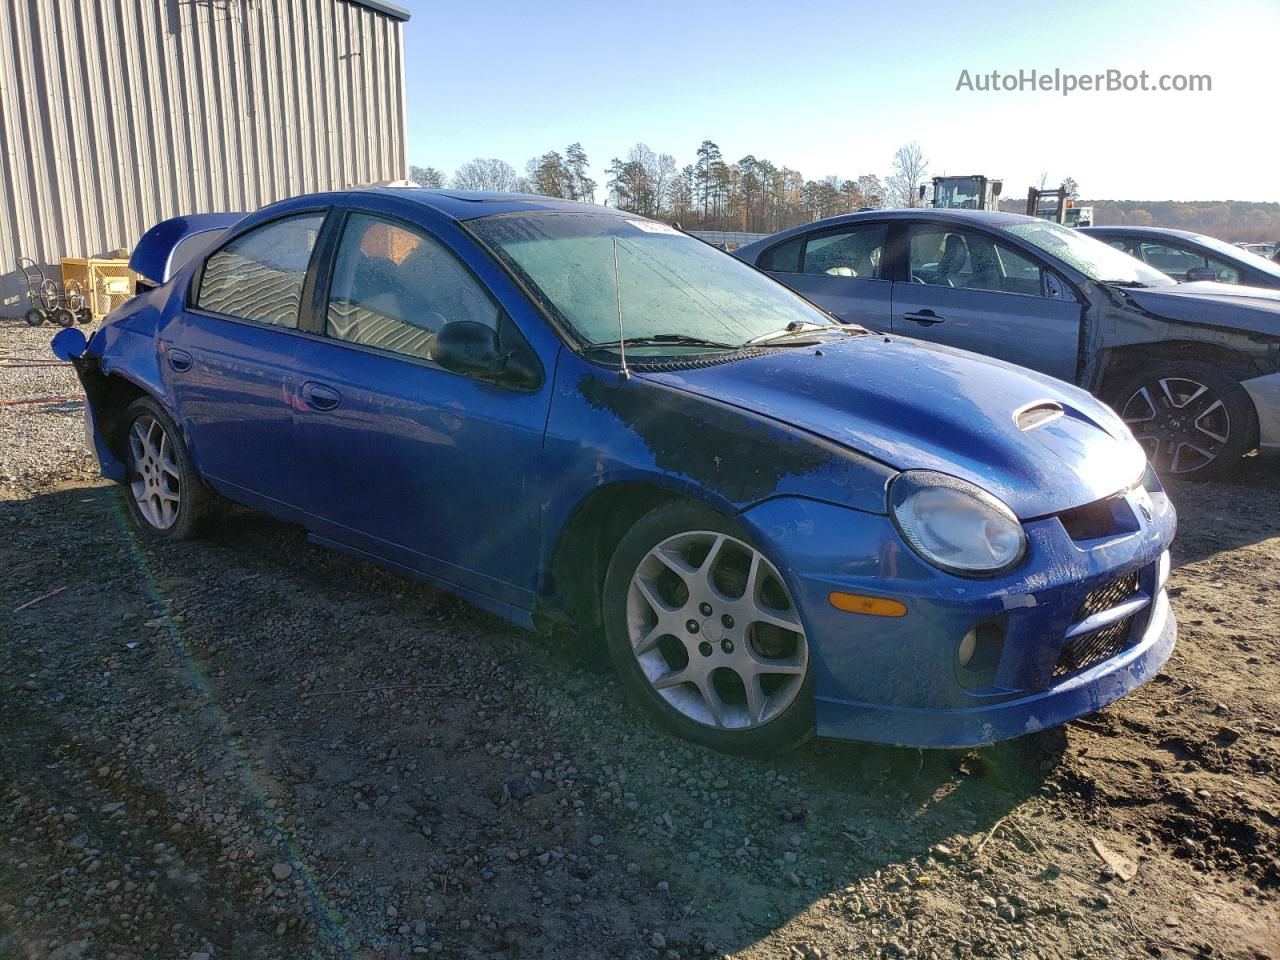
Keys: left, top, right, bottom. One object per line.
{"left": 52, "top": 189, "right": 1176, "bottom": 753}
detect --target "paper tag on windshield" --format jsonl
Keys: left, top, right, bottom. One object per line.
{"left": 628, "top": 219, "right": 682, "bottom": 236}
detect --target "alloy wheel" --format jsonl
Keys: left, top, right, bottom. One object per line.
{"left": 1121, "top": 376, "right": 1230, "bottom": 475}
{"left": 128, "top": 415, "right": 181, "bottom": 529}
{"left": 626, "top": 530, "right": 807, "bottom": 730}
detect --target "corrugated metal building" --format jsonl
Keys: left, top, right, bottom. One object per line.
{"left": 0, "top": 0, "right": 410, "bottom": 309}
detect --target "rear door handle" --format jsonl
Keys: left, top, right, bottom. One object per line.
{"left": 167, "top": 349, "right": 193, "bottom": 372}
{"left": 902, "top": 310, "right": 945, "bottom": 326}
{"left": 302, "top": 382, "right": 341, "bottom": 411}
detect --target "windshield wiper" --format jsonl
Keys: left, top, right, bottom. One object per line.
{"left": 585, "top": 333, "right": 740, "bottom": 352}
{"left": 746, "top": 321, "right": 863, "bottom": 345}
{"left": 1100, "top": 280, "right": 1151, "bottom": 288}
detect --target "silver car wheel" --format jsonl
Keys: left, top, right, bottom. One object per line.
{"left": 1121, "top": 376, "right": 1230, "bottom": 475}
{"left": 128, "top": 414, "right": 181, "bottom": 530}
{"left": 626, "top": 530, "right": 808, "bottom": 730}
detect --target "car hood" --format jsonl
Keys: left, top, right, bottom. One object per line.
{"left": 642, "top": 336, "right": 1146, "bottom": 518}
{"left": 1121, "top": 281, "right": 1280, "bottom": 334}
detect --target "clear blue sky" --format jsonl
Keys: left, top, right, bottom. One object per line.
{"left": 400, "top": 0, "right": 1280, "bottom": 203}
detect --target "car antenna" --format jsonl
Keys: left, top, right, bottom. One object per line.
{"left": 612, "top": 235, "right": 630, "bottom": 379}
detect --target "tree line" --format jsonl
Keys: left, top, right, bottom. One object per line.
{"left": 412, "top": 147, "right": 1280, "bottom": 243}
{"left": 410, "top": 141, "right": 935, "bottom": 233}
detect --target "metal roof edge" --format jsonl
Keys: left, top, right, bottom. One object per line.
{"left": 347, "top": 0, "right": 411, "bottom": 21}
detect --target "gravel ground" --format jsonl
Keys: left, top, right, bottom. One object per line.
{"left": 1, "top": 318, "right": 1278, "bottom": 960}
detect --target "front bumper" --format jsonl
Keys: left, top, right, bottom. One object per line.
{"left": 1242, "top": 370, "right": 1280, "bottom": 452}
{"left": 740, "top": 482, "right": 1176, "bottom": 748}
{"left": 814, "top": 590, "right": 1173, "bottom": 748}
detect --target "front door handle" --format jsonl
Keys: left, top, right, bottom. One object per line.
{"left": 167, "top": 349, "right": 193, "bottom": 372}
{"left": 903, "top": 310, "right": 945, "bottom": 326}
{"left": 302, "top": 382, "right": 341, "bottom": 411}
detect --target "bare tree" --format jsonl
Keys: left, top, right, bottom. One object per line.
{"left": 525, "top": 152, "right": 574, "bottom": 198}
{"left": 887, "top": 142, "right": 929, "bottom": 208}
{"left": 856, "top": 175, "right": 886, "bottom": 209}
{"left": 452, "top": 158, "right": 521, "bottom": 192}
{"left": 408, "top": 165, "right": 445, "bottom": 188}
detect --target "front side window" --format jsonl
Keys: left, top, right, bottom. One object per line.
{"left": 196, "top": 213, "right": 325, "bottom": 327}
{"left": 1140, "top": 242, "right": 1240, "bottom": 283}
{"left": 907, "top": 226, "right": 1044, "bottom": 296}
{"left": 326, "top": 214, "right": 501, "bottom": 362}
{"left": 801, "top": 224, "right": 886, "bottom": 278}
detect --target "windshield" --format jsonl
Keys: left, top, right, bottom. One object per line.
{"left": 1004, "top": 220, "right": 1175, "bottom": 287}
{"left": 469, "top": 212, "right": 842, "bottom": 355}
{"left": 1191, "top": 233, "right": 1280, "bottom": 279}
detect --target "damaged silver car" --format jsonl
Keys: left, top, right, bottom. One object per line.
{"left": 735, "top": 211, "right": 1280, "bottom": 478}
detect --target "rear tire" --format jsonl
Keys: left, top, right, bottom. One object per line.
{"left": 120, "top": 397, "right": 210, "bottom": 540}
{"left": 1109, "top": 360, "right": 1257, "bottom": 480}
{"left": 602, "top": 500, "right": 814, "bottom": 755}
{"left": 24, "top": 308, "right": 46, "bottom": 327}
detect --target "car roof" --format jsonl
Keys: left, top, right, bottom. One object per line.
{"left": 732, "top": 208, "right": 1047, "bottom": 260}
{"left": 345, "top": 187, "right": 607, "bottom": 221}
{"left": 822, "top": 208, "right": 1035, "bottom": 227}
{"left": 1079, "top": 225, "right": 1200, "bottom": 239}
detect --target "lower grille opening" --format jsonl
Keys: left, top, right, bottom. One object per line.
{"left": 1073, "top": 570, "right": 1140, "bottom": 620}
{"left": 1054, "top": 570, "right": 1143, "bottom": 677}
{"left": 1054, "top": 617, "right": 1135, "bottom": 677}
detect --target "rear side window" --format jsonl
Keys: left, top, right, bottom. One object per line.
{"left": 759, "top": 236, "right": 803, "bottom": 272}
{"left": 802, "top": 224, "right": 887, "bottom": 278}
{"left": 325, "top": 213, "right": 501, "bottom": 362}
{"left": 196, "top": 214, "right": 325, "bottom": 327}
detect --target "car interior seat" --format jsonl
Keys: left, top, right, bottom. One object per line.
{"left": 936, "top": 234, "right": 968, "bottom": 287}
{"left": 965, "top": 240, "right": 1002, "bottom": 291}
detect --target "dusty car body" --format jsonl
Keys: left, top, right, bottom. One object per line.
{"left": 735, "top": 210, "right": 1280, "bottom": 478}
{"left": 53, "top": 191, "right": 1175, "bottom": 753}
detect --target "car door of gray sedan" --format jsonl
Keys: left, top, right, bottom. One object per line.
{"left": 890, "top": 223, "right": 1082, "bottom": 383}
{"left": 757, "top": 222, "right": 893, "bottom": 330}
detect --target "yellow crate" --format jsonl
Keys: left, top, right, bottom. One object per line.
{"left": 60, "top": 257, "right": 137, "bottom": 323}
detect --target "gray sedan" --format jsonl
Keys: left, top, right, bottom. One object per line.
{"left": 734, "top": 210, "right": 1280, "bottom": 479}
{"left": 1080, "top": 225, "right": 1280, "bottom": 289}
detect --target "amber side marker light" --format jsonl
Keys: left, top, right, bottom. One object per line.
{"left": 828, "top": 592, "right": 908, "bottom": 617}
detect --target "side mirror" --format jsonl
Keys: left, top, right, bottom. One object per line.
{"left": 432, "top": 320, "right": 541, "bottom": 389}
{"left": 1184, "top": 266, "right": 1218, "bottom": 283}
{"left": 917, "top": 185, "right": 927, "bottom": 200}
{"left": 51, "top": 327, "right": 88, "bottom": 362}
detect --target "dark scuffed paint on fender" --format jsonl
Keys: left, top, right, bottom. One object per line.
{"left": 536, "top": 349, "right": 895, "bottom": 576}
{"left": 642, "top": 336, "right": 1147, "bottom": 519}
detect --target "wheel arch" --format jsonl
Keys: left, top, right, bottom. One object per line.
{"left": 1097, "top": 341, "right": 1262, "bottom": 466}
{"left": 1097, "top": 340, "right": 1262, "bottom": 402}
{"left": 77, "top": 364, "right": 155, "bottom": 477}
{"left": 539, "top": 480, "right": 731, "bottom": 637}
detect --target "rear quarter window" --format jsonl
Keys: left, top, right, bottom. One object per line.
{"left": 196, "top": 213, "right": 325, "bottom": 327}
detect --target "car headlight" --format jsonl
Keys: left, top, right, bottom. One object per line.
{"left": 889, "top": 471, "right": 1027, "bottom": 577}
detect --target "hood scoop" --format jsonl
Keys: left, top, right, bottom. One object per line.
{"left": 1015, "top": 401, "right": 1064, "bottom": 432}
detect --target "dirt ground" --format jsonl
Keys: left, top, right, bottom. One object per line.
{"left": 1, "top": 319, "right": 1278, "bottom": 960}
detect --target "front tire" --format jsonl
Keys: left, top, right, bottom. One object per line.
{"left": 1110, "top": 360, "right": 1257, "bottom": 480}
{"left": 602, "top": 501, "right": 814, "bottom": 755}
{"left": 120, "top": 397, "right": 210, "bottom": 539}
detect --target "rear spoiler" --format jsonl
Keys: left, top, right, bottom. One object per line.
{"left": 129, "top": 212, "right": 246, "bottom": 288}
